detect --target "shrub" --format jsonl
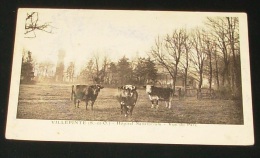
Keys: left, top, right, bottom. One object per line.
{"left": 215, "top": 87, "right": 233, "bottom": 100}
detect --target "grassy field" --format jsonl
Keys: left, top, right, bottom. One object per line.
{"left": 17, "top": 84, "right": 244, "bottom": 124}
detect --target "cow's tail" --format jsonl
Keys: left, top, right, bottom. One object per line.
{"left": 71, "top": 85, "right": 74, "bottom": 101}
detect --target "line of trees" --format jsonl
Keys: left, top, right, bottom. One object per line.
{"left": 149, "top": 17, "right": 241, "bottom": 98}
{"left": 20, "top": 51, "right": 158, "bottom": 86}
{"left": 78, "top": 56, "right": 158, "bottom": 86}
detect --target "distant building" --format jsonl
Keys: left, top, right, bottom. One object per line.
{"left": 55, "top": 49, "right": 66, "bottom": 82}
{"left": 156, "top": 65, "right": 197, "bottom": 89}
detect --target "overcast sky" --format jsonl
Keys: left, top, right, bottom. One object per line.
{"left": 20, "top": 9, "right": 211, "bottom": 74}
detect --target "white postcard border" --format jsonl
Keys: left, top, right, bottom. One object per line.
{"left": 5, "top": 9, "right": 254, "bottom": 145}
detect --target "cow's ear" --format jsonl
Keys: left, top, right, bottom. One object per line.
{"left": 133, "top": 86, "right": 137, "bottom": 90}
{"left": 100, "top": 85, "right": 104, "bottom": 89}
{"left": 143, "top": 85, "right": 146, "bottom": 88}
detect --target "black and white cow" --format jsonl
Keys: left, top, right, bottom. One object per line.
{"left": 71, "top": 84, "right": 104, "bottom": 110}
{"left": 143, "top": 85, "right": 173, "bottom": 109}
{"left": 116, "top": 85, "right": 138, "bottom": 117}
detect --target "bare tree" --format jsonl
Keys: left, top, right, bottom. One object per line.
{"left": 205, "top": 17, "right": 231, "bottom": 88}
{"left": 190, "top": 28, "right": 207, "bottom": 92}
{"left": 150, "top": 36, "right": 175, "bottom": 86}
{"left": 179, "top": 29, "right": 192, "bottom": 93}
{"left": 93, "top": 53, "right": 100, "bottom": 83}
{"left": 164, "top": 29, "right": 188, "bottom": 93}
{"left": 203, "top": 33, "right": 217, "bottom": 91}
{"left": 213, "top": 48, "right": 220, "bottom": 90}
{"left": 150, "top": 29, "right": 191, "bottom": 94}
{"left": 92, "top": 53, "right": 110, "bottom": 84}
{"left": 226, "top": 17, "right": 241, "bottom": 95}
{"left": 206, "top": 17, "right": 241, "bottom": 97}
{"left": 25, "top": 12, "right": 56, "bottom": 38}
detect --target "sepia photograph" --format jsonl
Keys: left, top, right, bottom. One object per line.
{"left": 5, "top": 8, "right": 254, "bottom": 145}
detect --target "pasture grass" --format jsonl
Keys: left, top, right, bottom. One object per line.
{"left": 17, "top": 84, "right": 243, "bottom": 124}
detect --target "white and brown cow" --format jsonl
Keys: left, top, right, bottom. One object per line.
{"left": 143, "top": 85, "right": 173, "bottom": 109}
{"left": 116, "top": 85, "right": 138, "bottom": 117}
{"left": 71, "top": 84, "right": 104, "bottom": 110}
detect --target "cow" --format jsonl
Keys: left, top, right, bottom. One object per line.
{"left": 116, "top": 85, "right": 138, "bottom": 117}
{"left": 143, "top": 85, "right": 173, "bottom": 109}
{"left": 71, "top": 84, "right": 104, "bottom": 110}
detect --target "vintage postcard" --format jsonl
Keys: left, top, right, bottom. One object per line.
{"left": 6, "top": 8, "right": 254, "bottom": 145}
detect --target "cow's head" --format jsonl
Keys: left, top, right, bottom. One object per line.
{"left": 119, "top": 85, "right": 137, "bottom": 98}
{"left": 90, "top": 84, "right": 104, "bottom": 95}
{"left": 143, "top": 85, "right": 153, "bottom": 94}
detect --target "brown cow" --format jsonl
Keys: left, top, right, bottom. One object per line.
{"left": 71, "top": 84, "right": 104, "bottom": 110}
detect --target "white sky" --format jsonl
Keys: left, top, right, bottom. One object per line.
{"left": 20, "top": 9, "right": 212, "bottom": 74}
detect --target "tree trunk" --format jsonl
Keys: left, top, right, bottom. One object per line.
{"left": 198, "top": 70, "right": 203, "bottom": 92}
{"left": 172, "top": 70, "right": 177, "bottom": 95}
{"left": 214, "top": 52, "right": 220, "bottom": 90}
{"left": 184, "top": 67, "right": 188, "bottom": 94}
{"left": 209, "top": 54, "right": 212, "bottom": 91}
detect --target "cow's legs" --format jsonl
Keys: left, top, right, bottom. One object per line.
{"left": 120, "top": 103, "right": 123, "bottom": 114}
{"left": 120, "top": 99, "right": 125, "bottom": 114}
{"left": 85, "top": 100, "right": 88, "bottom": 110}
{"left": 155, "top": 100, "right": 159, "bottom": 109}
{"left": 168, "top": 96, "right": 173, "bottom": 109}
{"left": 165, "top": 101, "right": 168, "bottom": 108}
{"left": 74, "top": 98, "right": 77, "bottom": 107}
{"left": 129, "top": 105, "right": 134, "bottom": 116}
{"left": 151, "top": 100, "right": 155, "bottom": 108}
{"left": 77, "top": 100, "right": 80, "bottom": 108}
{"left": 120, "top": 100, "right": 125, "bottom": 114}
{"left": 165, "top": 100, "right": 171, "bottom": 109}
{"left": 123, "top": 105, "right": 128, "bottom": 117}
{"left": 122, "top": 100, "right": 128, "bottom": 117}
{"left": 168, "top": 101, "right": 172, "bottom": 109}
{"left": 74, "top": 99, "right": 80, "bottom": 108}
{"left": 90, "top": 101, "right": 94, "bottom": 110}
{"left": 130, "top": 101, "right": 137, "bottom": 115}
{"left": 74, "top": 98, "right": 79, "bottom": 108}
{"left": 149, "top": 95, "right": 154, "bottom": 108}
